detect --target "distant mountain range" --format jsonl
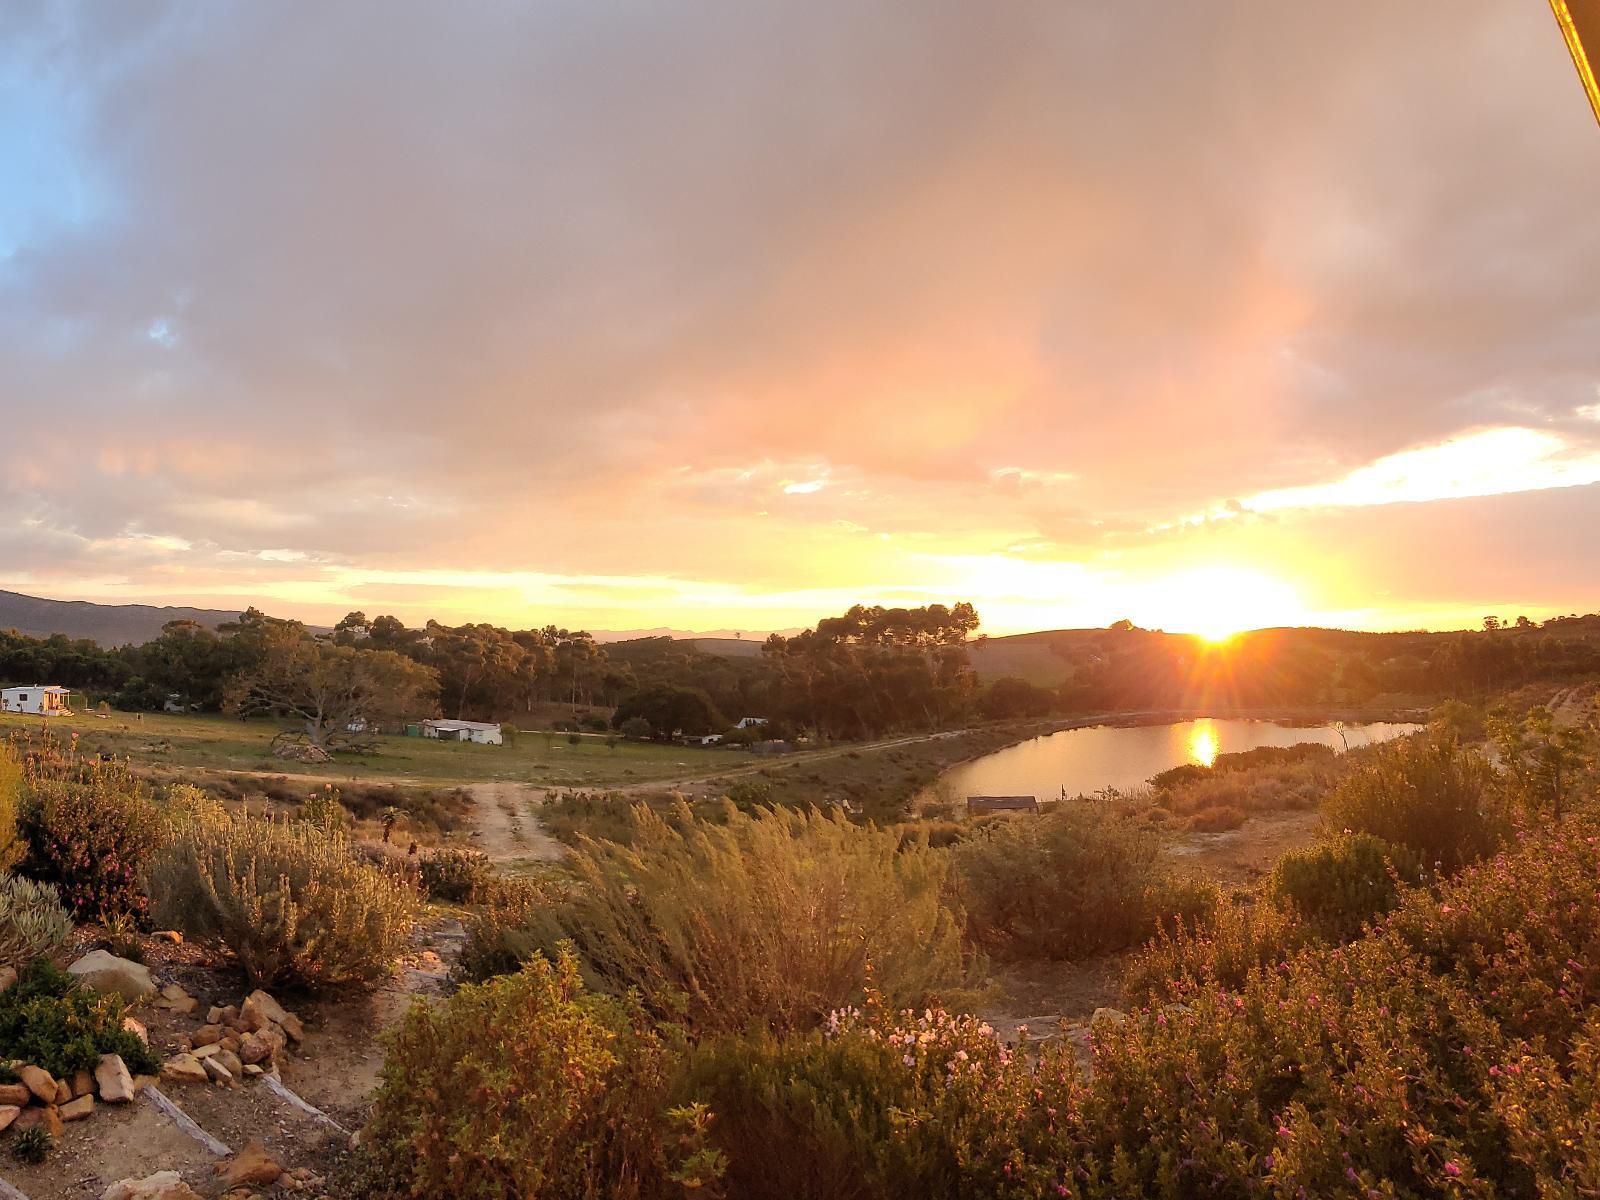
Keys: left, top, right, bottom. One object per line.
{"left": 0, "top": 590, "right": 243, "bottom": 647}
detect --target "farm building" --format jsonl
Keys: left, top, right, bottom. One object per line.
{"left": 421, "top": 719, "right": 503, "bottom": 745}
{"left": 966, "top": 795, "right": 1039, "bottom": 815}
{"left": 0, "top": 686, "right": 71, "bottom": 716}
{"left": 734, "top": 716, "right": 768, "bottom": 730}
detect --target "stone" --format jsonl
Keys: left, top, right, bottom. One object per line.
{"left": 101, "top": 1170, "right": 205, "bottom": 1200}
{"left": 19, "top": 1063, "right": 58, "bottom": 1103}
{"left": 54, "top": 1078, "right": 72, "bottom": 1104}
{"left": 214, "top": 1049, "right": 243, "bottom": 1079}
{"left": 61, "top": 1093, "right": 94, "bottom": 1120}
{"left": 216, "top": 1140, "right": 284, "bottom": 1189}
{"left": 16, "top": 1104, "right": 63, "bottom": 1137}
{"left": 220, "top": 1035, "right": 241, "bottom": 1054}
{"left": 242, "top": 1064, "right": 263, "bottom": 1077}
{"left": 194, "top": 1024, "right": 223, "bottom": 1047}
{"left": 0, "top": 966, "right": 17, "bottom": 994}
{"left": 161, "top": 1054, "right": 209, "bottom": 1085}
{"left": 239, "top": 1026, "right": 285, "bottom": 1066}
{"left": 152, "top": 930, "right": 183, "bottom": 944}
{"left": 190, "top": 1043, "right": 222, "bottom": 1059}
{"left": 73, "top": 1069, "right": 95, "bottom": 1097}
{"left": 206, "top": 1006, "right": 226, "bottom": 1024}
{"left": 0, "top": 1105, "right": 19, "bottom": 1133}
{"left": 97, "top": 1053, "right": 137, "bottom": 1103}
{"left": 201, "top": 1055, "right": 234, "bottom": 1084}
{"left": 241, "top": 990, "right": 303, "bottom": 1042}
{"left": 1090, "top": 1007, "right": 1128, "bottom": 1031}
{"left": 122, "top": 1015, "right": 149, "bottom": 1044}
{"left": 67, "top": 950, "right": 156, "bottom": 1001}
{"left": 0, "top": 1082, "right": 30, "bottom": 1107}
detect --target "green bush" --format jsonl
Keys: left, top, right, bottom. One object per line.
{"left": 953, "top": 801, "right": 1215, "bottom": 960}
{"left": 1323, "top": 732, "right": 1505, "bottom": 871}
{"left": 11, "top": 1126, "right": 51, "bottom": 1164}
{"left": 146, "top": 813, "right": 418, "bottom": 989}
{"left": 0, "top": 875, "right": 73, "bottom": 971}
{"left": 491, "top": 804, "right": 968, "bottom": 1035}
{"left": 0, "top": 960, "right": 159, "bottom": 1079}
{"left": 19, "top": 768, "right": 164, "bottom": 921}
{"left": 358, "top": 950, "right": 678, "bottom": 1200}
{"left": 0, "top": 748, "right": 25, "bottom": 872}
{"left": 1266, "top": 831, "right": 1418, "bottom": 940}
{"left": 297, "top": 784, "right": 351, "bottom": 832}
{"left": 454, "top": 876, "right": 565, "bottom": 985}
{"left": 1121, "top": 894, "right": 1314, "bottom": 1005}
{"left": 418, "top": 847, "right": 494, "bottom": 903}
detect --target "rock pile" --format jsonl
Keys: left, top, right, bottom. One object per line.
{"left": 0, "top": 1052, "right": 143, "bottom": 1139}
{"left": 161, "top": 988, "right": 305, "bottom": 1089}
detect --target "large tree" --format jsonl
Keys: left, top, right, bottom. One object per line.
{"left": 224, "top": 625, "right": 439, "bottom": 747}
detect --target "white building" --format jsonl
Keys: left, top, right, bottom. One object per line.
{"left": 1, "top": 686, "right": 72, "bottom": 716}
{"left": 421, "top": 719, "right": 503, "bottom": 745}
{"left": 734, "top": 716, "right": 768, "bottom": 730}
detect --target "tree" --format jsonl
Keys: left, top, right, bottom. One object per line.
{"left": 619, "top": 717, "right": 652, "bottom": 741}
{"left": 224, "top": 625, "right": 439, "bottom": 748}
{"left": 612, "top": 686, "right": 725, "bottom": 740}
{"left": 1488, "top": 704, "right": 1592, "bottom": 824}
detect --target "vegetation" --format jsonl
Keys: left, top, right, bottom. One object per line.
{"left": 10, "top": 1126, "right": 51, "bottom": 1164}
{"left": 147, "top": 812, "right": 419, "bottom": 989}
{"left": 0, "top": 747, "right": 24, "bottom": 872}
{"left": 358, "top": 950, "right": 680, "bottom": 1200}
{"left": 953, "top": 801, "right": 1213, "bottom": 960}
{"left": 1265, "top": 830, "right": 1417, "bottom": 940}
{"left": 17, "top": 760, "right": 164, "bottom": 921}
{"left": 418, "top": 847, "right": 495, "bottom": 903}
{"left": 465, "top": 804, "right": 967, "bottom": 1035}
{"left": 1322, "top": 732, "right": 1505, "bottom": 871}
{"left": 0, "top": 875, "right": 73, "bottom": 971}
{"left": 0, "top": 960, "right": 160, "bottom": 1079}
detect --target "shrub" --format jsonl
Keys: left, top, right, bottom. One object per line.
{"left": 0, "top": 748, "right": 25, "bottom": 872}
{"left": 418, "top": 847, "right": 494, "bottom": 903}
{"left": 1323, "top": 732, "right": 1505, "bottom": 872}
{"left": 619, "top": 716, "right": 652, "bottom": 741}
{"left": 1122, "top": 894, "right": 1314, "bottom": 1005}
{"left": 358, "top": 949, "right": 678, "bottom": 1200}
{"left": 499, "top": 804, "right": 968, "bottom": 1035}
{"left": 1266, "top": 831, "right": 1418, "bottom": 941}
{"left": 0, "top": 875, "right": 73, "bottom": 971}
{"left": 0, "top": 960, "right": 160, "bottom": 1079}
{"left": 953, "top": 801, "right": 1215, "bottom": 960}
{"left": 158, "top": 782, "right": 227, "bottom": 832}
{"left": 455, "top": 875, "right": 567, "bottom": 985}
{"left": 146, "top": 813, "right": 418, "bottom": 989}
{"left": 297, "top": 784, "right": 351, "bottom": 832}
{"left": 19, "top": 769, "right": 164, "bottom": 921}
{"left": 1184, "top": 802, "right": 1246, "bottom": 832}
{"left": 11, "top": 1126, "right": 51, "bottom": 1163}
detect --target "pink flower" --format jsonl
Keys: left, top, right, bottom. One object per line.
{"left": 1444, "top": 1161, "right": 1461, "bottom": 1178}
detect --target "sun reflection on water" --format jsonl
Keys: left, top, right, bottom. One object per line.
{"left": 1188, "top": 721, "right": 1219, "bottom": 767}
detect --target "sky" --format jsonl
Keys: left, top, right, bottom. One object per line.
{"left": 2, "top": 2, "right": 1599, "bottom": 639}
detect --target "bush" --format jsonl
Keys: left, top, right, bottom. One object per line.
{"left": 11, "top": 1126, "right": 51, "bottom": 1164}
{"left": 1323, "top": 732, "right": 1505, "bottom": 872}
{"left": 297, "top": 784, "right": 351, "bottom": 832}
{"left": 454, "top": 875, "right": 568, "bottom": 985}
{"left": 418, "top": 848, "right": 494, "bottom": 903}
{"left": 0, "top": 748, "right": 25, "bottom": 872}
{"left": 358, "top": 949, "right": 678, "bottom": 1200}
{"left": 1121, "top": 894, "right": 1314, "bottom": 1005}
{"left": 953, "top": 801, "right": 1214, "bottom": 960}
{"left": 146, "top": 813, "right": 418, "bottom": 989}
{"left": 1184, "top": 802, "right": 1246, "bottom": 832}
{"left": 0, "top": 960, "right": 159, "bottom": 1079}
{"left": 19, "top": 768, "right": 164, "bottom": 921}
{"left": 619, "top": 717, "right": 652, "bottom": 741}
{"left": 488, "top": 804, "right": 968, "bottom": 1035}
{"left": 0, "top": 875, "right": 73, "bottom": 971}
{"left": 1266, "top": 831, "right": 1418, "bottom": 941}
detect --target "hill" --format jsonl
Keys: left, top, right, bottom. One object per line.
{"left": 0, "top": 589, "right": 242, "bottom": 646}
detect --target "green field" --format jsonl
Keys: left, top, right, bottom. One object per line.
{"left": 0, "top": 709, "right": 765, "bottom": 789}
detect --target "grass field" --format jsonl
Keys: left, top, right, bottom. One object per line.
{"left": 0, "top": 709, "right": 765, "bottom": 788}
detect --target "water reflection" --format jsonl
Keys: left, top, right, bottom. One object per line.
{"left": 1187, "top": 720, "right": 1219, "bottom": 767}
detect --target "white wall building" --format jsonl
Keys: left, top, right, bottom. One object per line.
{"left": 421, "top": 719, "right": 503, "bottom": 745}
{"left": 1, "top": 686, "right": 72, "bottom": 716}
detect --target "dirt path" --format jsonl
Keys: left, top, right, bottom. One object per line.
{"left": 464, "top": 780, "right": 565, "bottom": 867}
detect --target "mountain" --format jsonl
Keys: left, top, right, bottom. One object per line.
{"left": 0, "top": 590, "right": 241, "bottom": 646}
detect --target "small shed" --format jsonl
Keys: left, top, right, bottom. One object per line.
{"left": 421, "top": 719, "right": 503, "bottom": 745}
{"left": 1, "top": 686, "right": 71, "bottom": 716}
{"left": 966, "top": 795, "right": 1039, "bottom": 815}
{"left": 734, "top": 716, "right": 768, "bottom": 730}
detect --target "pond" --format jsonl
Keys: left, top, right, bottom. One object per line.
{"left": 931, "top": 718, "right": 1422, "bottom": 804}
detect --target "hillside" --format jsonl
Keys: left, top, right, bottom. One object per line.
{"left": 0, "top": 590, "right": 241, "bottom": 646}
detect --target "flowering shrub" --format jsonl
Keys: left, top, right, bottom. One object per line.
{"left": 18, "top": 766, "right": 164, "bottom": 921}
{"left": 1121, "top": 893, "right": 1313, "bottom": 1005}
{"left": 358, "top": 949, "right": 680, "bottom": 1200}
{"left": 954, "top": 800, "right": 1215, "bottom": 960}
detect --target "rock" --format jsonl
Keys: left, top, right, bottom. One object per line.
{"left": 220, "top": 1035, "right": 241, "bottom": 1054}
{"left": 242, "top": 1064, "right": 263, "bottom": 1077}
{"left": 101, "top": 1170, "right": 205, "bottom": 1200}
{"left": 239, "top": 1027, "right": 285, "bottom": 1066}
{"left": 201, "top": 1055, "right": 234, "bottom": 1084}
{"left": 0, "top": 1105, "right": 19, "bottom": 1132}
{"left": 122, "top": 1015, "right": 149, "bottom": 1044}
{"left": 67, "top": 950, "right": 156, "bottom": 1001}
{"left": 215, "top": 1049, "right": 244, "bottom": 1079}
{"left": 61, "top": 1093, "right": 94, "bottom": 1121}
{"left": 20, "top": 1064, "right": 58, "bottom": 1103}
{"left": 241, "top": 991, "right": 304, "bottom": 1042}
{"left": 190, "top": 1043, "right": 222, "bottom": 1059}
{"left": 73, "top": 1069, "right": 95, "bottom": 1097}
{"left": 54, "top": 1078, "right": 72, "bottom": 1104}
{"left": 161, "top": 1054, "right": 209, "bottom": 1085}
{"left": 216, "top": 1140, "right": 284, "bottom": 1188}
{"left": 0, "top": 1082, "right": 30, "bottom": 1107}
{"left": 0, "top": 966, "right": 17, "bottom": 994}
{"left": 206, "top": 1006, "right": 226, "bottom": 1024}
{"left": 16, "top": 1104, "right": 63, "bottom": 1137}
{"left": 1090, "top": 1007, "right": 1128, "bottom": 1031}
{"left": 194, "top": 1024, "right": 223, "bottom": 1047}
{"left": 97, "top": 1054, "right": 136, "bottom": 1102}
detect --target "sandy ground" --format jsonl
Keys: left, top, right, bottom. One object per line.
{"left": 463, "top": 781, "right": 566, "bottom": 867}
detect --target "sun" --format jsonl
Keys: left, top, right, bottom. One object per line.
{"left": 1154, "top": 566, "right": 1307, "bottom": 643}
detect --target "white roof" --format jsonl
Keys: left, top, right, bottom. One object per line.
{"left": 2, "top": 685, "right": 69, "bottom": 694}
{"left": 424, "top": 719, "right": 501, "bottom": 731}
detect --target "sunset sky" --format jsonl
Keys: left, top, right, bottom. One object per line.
{"left": 3, "top": 3, "right": 1599, "bottom": 638}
